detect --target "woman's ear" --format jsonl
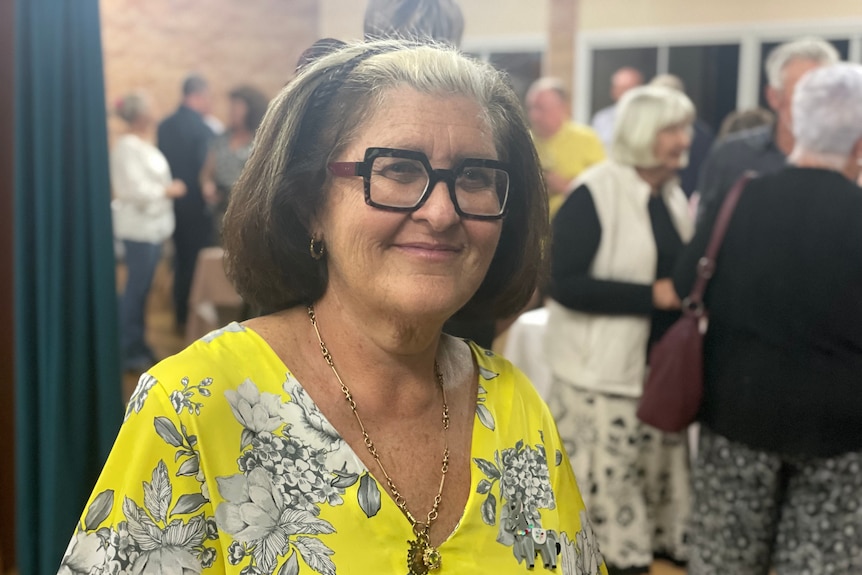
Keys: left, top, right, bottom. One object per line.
{"left": 850, "top": 138, "right": 862, "bottom": 186}
{"left": 851, "top": 137, "right": 862, "bottom": 163}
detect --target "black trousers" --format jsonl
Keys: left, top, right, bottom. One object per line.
{"left": 172, "top": 206, "right": 213, "bottom": 327}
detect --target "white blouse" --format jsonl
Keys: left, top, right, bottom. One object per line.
{"left": 110, "top": 134, "right": 175, "bottom": 243}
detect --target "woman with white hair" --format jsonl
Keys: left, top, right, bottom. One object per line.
{"left": 111, "top": 92, "right": 186, "bottom": 372}
{"left": 546, "top": 85, "right": 694, "bottom": 574}
{"left": 674, "top": 63, "right": 862, "bottom": 575}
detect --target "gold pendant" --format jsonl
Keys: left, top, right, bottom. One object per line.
{"left": 407, "top": 537, "right": 441, "bottom": 575}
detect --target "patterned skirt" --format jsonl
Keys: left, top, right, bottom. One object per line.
{"left": 548, "top": 377, "right": 690, "bottom": 572}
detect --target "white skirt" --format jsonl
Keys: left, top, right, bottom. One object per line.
{"left": 547, "top": 377, "right": 691, "bottom": 571}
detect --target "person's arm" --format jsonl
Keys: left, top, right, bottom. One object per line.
{"left": 549, "top": 185, "right": 656, "bottom": 315}
{"left": 196, "top": 122, "right": 216, "bottom": 179}
{"left": 200, "top": 148, "right": 219, "bottom": 206}
{"left": 110, "top": 143, "right": 184, "bottom": 206}
{"left": 543, "top": 170, "right": 574, "bottom": 197}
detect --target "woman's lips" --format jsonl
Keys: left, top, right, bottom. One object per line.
{"left": 394, "top": 242, "right": 462, "bottom": 261}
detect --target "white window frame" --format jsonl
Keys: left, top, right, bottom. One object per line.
{"left": 575, "top": 19, "right": 862, "bottom": 124}
{"left": 461, "top": 35, "right": 548, "bottom": 63}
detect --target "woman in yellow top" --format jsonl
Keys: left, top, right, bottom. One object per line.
{"left": 59, "top": 40, "right": 606, "bottom": 575}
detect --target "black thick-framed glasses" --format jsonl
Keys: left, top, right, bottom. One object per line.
{"left": 328, "top": 147, "right": 510, "bottom": 220}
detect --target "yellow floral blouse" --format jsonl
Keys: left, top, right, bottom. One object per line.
{"left": 59, "top": 323, "right": 607, "bottom": 575}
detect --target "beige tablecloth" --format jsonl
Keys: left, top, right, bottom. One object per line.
{"left": 502, "top": 307, "right": 552, "bottom": 400}
{"left": 185, "top": 247, "right": 244, "bottom": 343}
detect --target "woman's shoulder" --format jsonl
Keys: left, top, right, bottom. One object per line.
{"left": 467, "top": 341, "right": 551, "bottom": 422}
{"left": 142, "top": 323, "right": 287, "bottom": 398}
{"left": 575, "top": 159, "right": 615, "bottom": 186}
{"left": 111, "top": 134, "right": 139, "bottom": 156}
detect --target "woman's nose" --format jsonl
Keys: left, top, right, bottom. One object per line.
{"left": 412, "top": 179, "right": 460, "bottom": 230}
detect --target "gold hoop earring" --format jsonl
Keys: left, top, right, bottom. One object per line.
{"left": 309, "top": 237, "right": 326, "bottom": 260}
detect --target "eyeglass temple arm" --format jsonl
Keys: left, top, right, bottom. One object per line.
{"left": 328, "top": 162, "right": 362, "bottom": 177}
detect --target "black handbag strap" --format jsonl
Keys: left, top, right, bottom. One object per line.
{"left": 685, "top": 172, "right": 754, "bottom": 314}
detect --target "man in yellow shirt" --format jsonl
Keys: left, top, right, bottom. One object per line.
{"left": 527, "top": 78, "right": 606, "bottom": 218}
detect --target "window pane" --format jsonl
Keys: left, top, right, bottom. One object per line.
{"left": 590, "top": 47, "right": 658, "bottom": 117}
{"left": 668, "top": 44, "right": 740, "bottom": 133}
{"left": 488, "top": 51, "right": 543, "bottom": 104}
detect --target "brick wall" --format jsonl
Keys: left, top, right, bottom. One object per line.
{"left": 546, "top": 0, "right": 579, "bottom": 103}
{"left": 100, "top": 0, "right": 320, "bottom": 144}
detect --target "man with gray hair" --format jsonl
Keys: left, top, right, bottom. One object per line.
{"left": 695, "top": 37, "right": 839, "bottom": 222}
{"left": 526, "top": 77, "right": 605, "bottom": 218}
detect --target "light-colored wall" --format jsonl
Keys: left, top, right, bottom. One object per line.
{"left": 100, "top": 0, "right": 862, "bottom": 142}
{"left": 580, "top": 0, "right": 862, "bottom": 30}
{"left": 101, "top": 0, "right": 319, "bottom": 144}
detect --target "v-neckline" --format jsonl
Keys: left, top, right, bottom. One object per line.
{"left": 240, "top": 323, "right": 484, "bottom": 549}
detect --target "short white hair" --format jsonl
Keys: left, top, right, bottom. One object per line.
{"left": 765, "top": 37, "right": 840, "bottom": 90}
{"left": 792, "top": 63, "right": 862, "bottom": 161}
{"left": 612, "top": 85, "right": 694, "bottom": 167}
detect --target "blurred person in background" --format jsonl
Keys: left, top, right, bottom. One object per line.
{"left": 111, "top": 92, "right": 186, "bottom": 372}
{"left": 201, "top": 85, "right": 269, "bottom": 239}
{"left": 158, "top": 74, "right": 216, "bottom": 331}
{"left": 527, "top": 77, "right": 605, "bottom": 219}
{"left": 547, "top": 85, "right": 695, "bottom": 575}
{"left": 60, "top": 39, "right": 607, "bottom": 575}
{"left": 650, "top": 74, "right": 714, "bottom": 198}
{"left": 675, "top": 63, "right": 862, "bottom": 575}
{"left": 364, "top": 0, "right": 464, "bottom": 45}
{"left": 716, "top": 107, "right": 775, "bottom": 142}
{"left": 696, "top": 37, "right": 839, "bottom": 222}
{"left": 591, "top": 66, "right": 644, "bottom": 150}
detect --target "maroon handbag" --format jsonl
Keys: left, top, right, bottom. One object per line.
{"left": 636, "top": 173, "right": 753, "bottom": 433}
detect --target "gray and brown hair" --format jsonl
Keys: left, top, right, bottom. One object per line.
{"left": 114, "top": 91, "right": 149, "bottom": 124}
{"left": 222, "top": 39, "right": 548, "bottom": 318}
{"left": 765, "top": 37, "right": 840, "bottom": 90}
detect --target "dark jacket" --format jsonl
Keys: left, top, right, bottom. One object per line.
{"left": 696, "top": 125, "right": 786, "bottom": 224}
{"left": 157, "top": 105, "right": 213, "bottom": 219}
{"left": 678, "top": 118, "right": 714, "bottom": 198}
{"left": 674, "top": 167, "right": 862, "bottom": 457}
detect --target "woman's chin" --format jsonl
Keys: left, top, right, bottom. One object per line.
{"left": 384, "top": 288, "right": 473, "bottom": 325}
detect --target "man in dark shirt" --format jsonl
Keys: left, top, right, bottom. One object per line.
{"left": 158, "top": 74, "right": 215, "bottom": 329}
{"left": 696, "top": 37, "right": 839, "bottom": 222}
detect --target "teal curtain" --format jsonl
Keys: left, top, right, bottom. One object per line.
{"left": 15, "top": 0, "right": 123, "bottom": 572}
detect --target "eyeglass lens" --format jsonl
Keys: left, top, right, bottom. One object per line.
{"left": 370, "top": 156, "right": 508, "bottom": 216}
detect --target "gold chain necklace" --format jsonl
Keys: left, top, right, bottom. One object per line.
{"left": 307, "top": 305, "right": 450, "bottom": 575}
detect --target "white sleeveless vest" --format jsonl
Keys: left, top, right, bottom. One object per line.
{"left": 545, "top": 161, "right": 694, "bottom": 397}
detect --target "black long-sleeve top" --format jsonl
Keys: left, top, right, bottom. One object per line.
{"left": 550, "top": 184, "right": 684, "bottom": 351}
{"left": 674, "top": 167, "right": 862, "bottom": 458}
